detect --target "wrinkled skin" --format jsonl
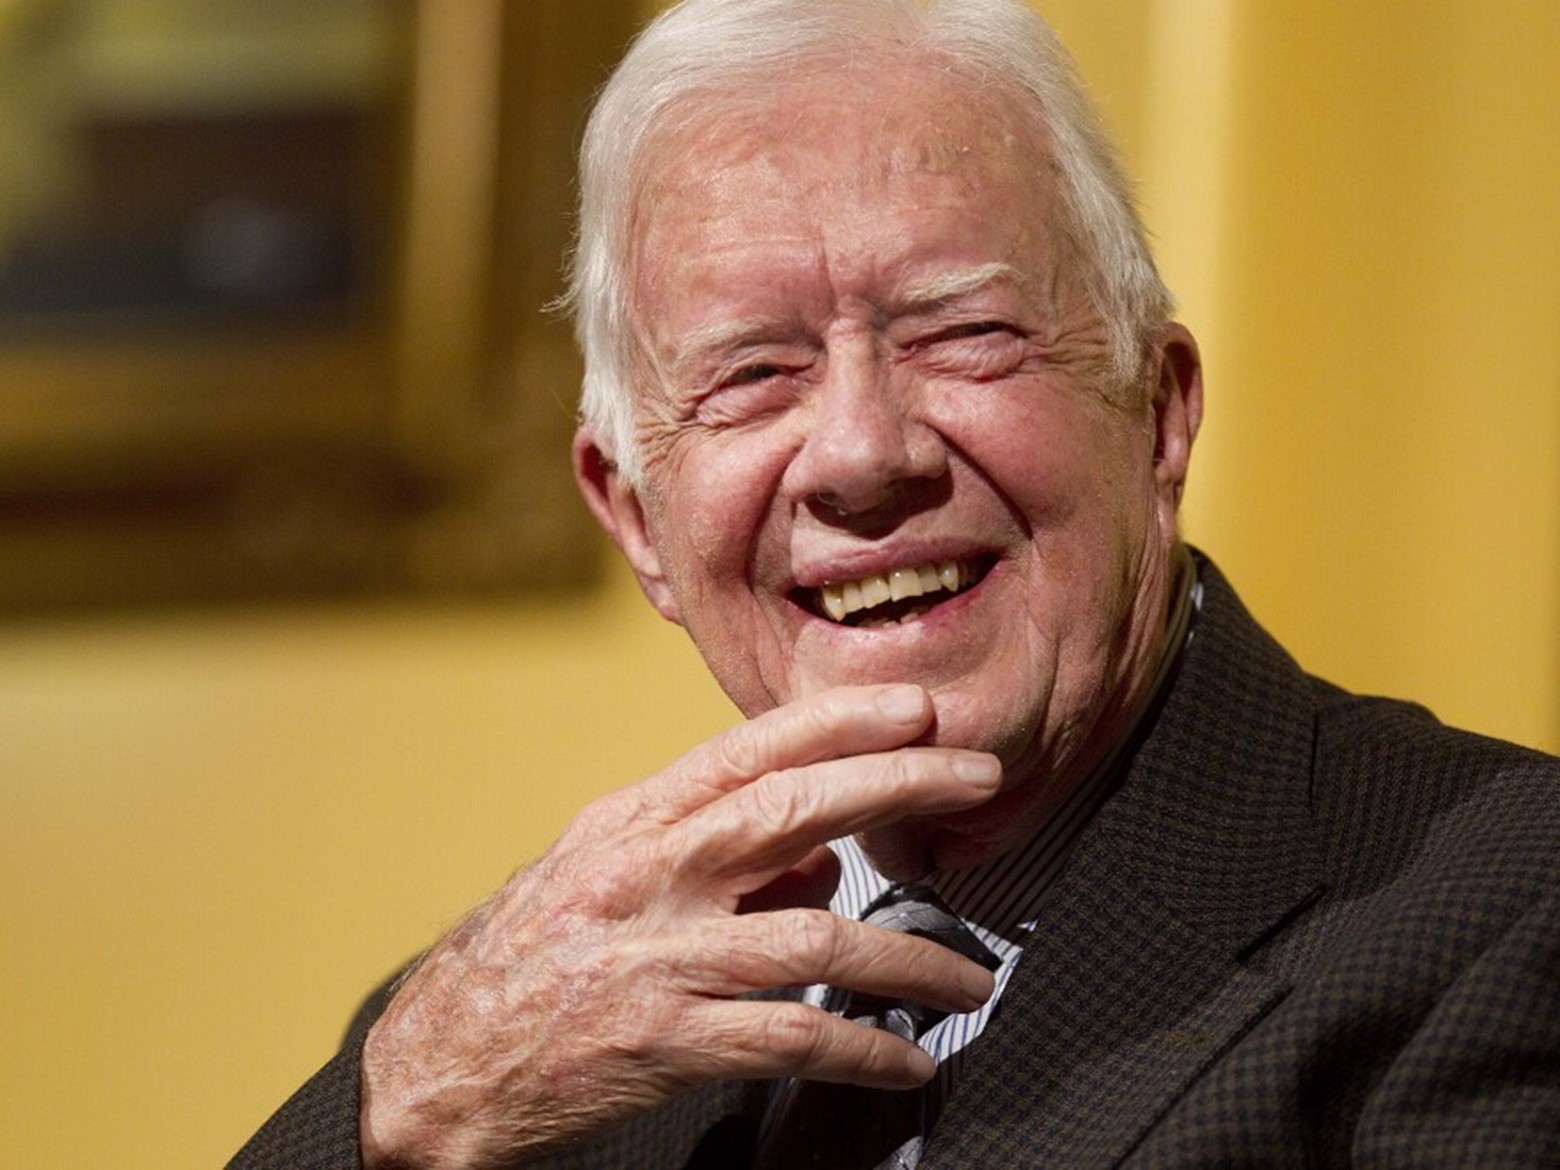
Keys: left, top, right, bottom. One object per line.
{"left": 361, "top": 59, "right": 1201, "bottom": 1169}
{"left": 593, "top": 68, "right": 1200, "bottom": 875}
{"left": 362, "top": 687, "right": 1002, "bottom": 1166}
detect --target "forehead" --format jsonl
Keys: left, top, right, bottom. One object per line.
{"left": 627, "top": 61, "right": 1060, "bottom": 311}
{"left": 650, "top": 61, "right": 1040, "bottom": 187}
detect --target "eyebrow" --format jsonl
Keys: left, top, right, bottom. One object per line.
{"left": 893, "top": 262, "right": 1027, "bottom": 312}
{"left": 675, "top": 315, "right": 789, "bottom": 360}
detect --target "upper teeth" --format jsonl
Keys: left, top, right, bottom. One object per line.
{"left": 817, "top": 560, "right": 969, "bottom": 623}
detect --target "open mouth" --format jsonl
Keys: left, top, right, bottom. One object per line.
{"left": 797, "top": 557, "right": 992, "bottom": 627}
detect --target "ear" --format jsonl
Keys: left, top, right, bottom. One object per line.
{"left": 1148, "top": 323, "right": 1204, "bottom": 541}
{"left": 572, "top": 428, "right": 681, "bottom": 624}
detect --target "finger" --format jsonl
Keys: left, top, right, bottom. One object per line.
{"left": 735, "top": 845, "right": 841, "bottom": 914}
{"left": 679, "top": 746, "right": 1002, "bottom": 891}
{"left": 674, "top": 908, "right": 996, "bottom": 1015}
{"left": 679, "top": 998, "right": 935, "bottom": 1089}
{"left": 581, "top": 685, "right": 935, "bottom": 837}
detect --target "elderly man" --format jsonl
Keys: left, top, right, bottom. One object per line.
{"left": 233, "top": 1, "right": 1559, "bottom": 1166}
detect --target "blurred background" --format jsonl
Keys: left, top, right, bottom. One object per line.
{"left": 1, "top": 1, "right": 1554, "bottom": 1165}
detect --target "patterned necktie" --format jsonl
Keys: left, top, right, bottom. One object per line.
{"left": 752, "top": 881, "right": 1000, "bottom": 1170}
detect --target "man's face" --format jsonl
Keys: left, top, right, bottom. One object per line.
{"left": 582, "top": 65, "right": 1196, "bottom": 873}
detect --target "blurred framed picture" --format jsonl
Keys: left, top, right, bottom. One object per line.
{"left": 0, "top": 0, "right": 631, "bottom": 613}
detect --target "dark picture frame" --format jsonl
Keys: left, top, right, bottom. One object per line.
{"left": 0, "top": 0, "right": 635, "bottom": 614}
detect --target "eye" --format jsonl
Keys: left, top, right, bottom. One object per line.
{"left": 696, "top": 361, "right": 801, "bottom": 427}
{"left": 723, "top": 362, "right": 785, "bottom": 387}
{"left": 924, "top": 320, "right": 1011, "bottom": 345}
{"left": 908, "top": 319, "right": 1026, "bottom": 381}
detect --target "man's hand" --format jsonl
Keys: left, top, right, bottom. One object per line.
{"left": 358, "top": 684, "right": 1001, "bottom": 1169}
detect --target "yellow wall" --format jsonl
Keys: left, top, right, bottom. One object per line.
{"left": 1045, "top": 0, "right": 1560, "bottom": 751}
{"left": 0, "top": 564, "right": 736, "bottom": 1166}
{"left": 3, "top": 3, "right": 1556, "bottom": 1167}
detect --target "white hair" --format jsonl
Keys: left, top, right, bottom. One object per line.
{"left": 566, "top": 0, "right": 1173, "bottom": 485}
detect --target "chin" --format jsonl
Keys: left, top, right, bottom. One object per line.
{"left": 857, "top": 818, "right": 1012, "bottom": 879}
{"left": 855, "top": 822, "right": 940, "bottom": 882}
{"left": 925, "top": 685, "right": 1048, "bottom": 767}
{"left": 927, "top": 827, "right": 1016, "bottom": 872}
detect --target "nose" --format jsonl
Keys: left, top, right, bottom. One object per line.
{"left": 781, "top": 344, "right": 947, "bottom": 517}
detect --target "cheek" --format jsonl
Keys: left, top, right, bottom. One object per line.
{"left": 646, "top": 437, "right": 804, "bottom": 717}
{"left": 937, "top": 388, "right": 1157, "bottom": 628}
{"left": 936, "top": 385, "right": 1118, "bottom": 514}
{"left": 1003, "top": 397, "right": 1154, "bottom": 528}
{"left": 650, "top": 436, "right": 789, "bottom": 596}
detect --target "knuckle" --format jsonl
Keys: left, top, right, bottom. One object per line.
{"left": 563, "top": 791, "right": 629, "bottom": 842}
{"left": 746, "top": 769, "right": 811, "bottom": 830}
{"left": 715, "top": 719, "right": 772, "bottom": 779}
{"left": 761, "top": 1001, "right": 832, "bottom": 1066}
{"left": 715, "top": 691, "right": 854, "bottom": 779}
{"left": 879, "top": 747, "right": 924, "bottom": 787}
{"left": 871, "top": 748, "right": 940, "bottom": 804}
{"left": 574, "top": 860, "right": 655, "bottom": 920}
{"left": 801, "top": 690, "right": 846, "bottom": 734}
{"left": 541, "top": 846, "right": 659, "bottom": 924}
{"left": 801, "top": 688, "right": 872, "bottom": 746}
{"left": 610, "top": 992, "right": 678, "bottom": 1063}
{"left": 780, "top": 908, "right": 845, "bottom": 973}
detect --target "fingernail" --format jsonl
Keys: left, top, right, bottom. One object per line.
{"left": 953, "top": 754, "right": 1001, "bottom": 788}
{"left": 874, "top": 685, "right": 926, "bottom": 723}
{"left": 905, "top": 1045, "right": 935, "bottom": 1083}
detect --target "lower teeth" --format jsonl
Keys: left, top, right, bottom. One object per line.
{"left": 854, "top": 603, "right": 933, "bottom": 629}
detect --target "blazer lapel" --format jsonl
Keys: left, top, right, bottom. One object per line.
{"left": 925, "top": 556, "right": 1327, "bottom": 1167}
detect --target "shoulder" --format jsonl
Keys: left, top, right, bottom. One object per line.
{"left": 1157, "top": 583, "right": 1559, "bottom": 1162}
{"left": 1268, "top": 694, "right": 1559, "bottom": 1163}
{"left": 1186, "top": 549, "right": 1557, "bottom": 887}
{"left": 1306, "top": 679, "right": 1558, "bottom": 898}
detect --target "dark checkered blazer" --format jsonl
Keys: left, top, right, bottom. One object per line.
{"left": 232, "top": 556, "right": 1559, "bottom": 1168}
